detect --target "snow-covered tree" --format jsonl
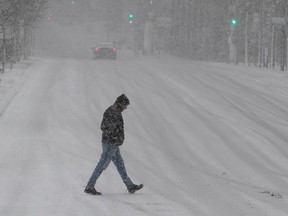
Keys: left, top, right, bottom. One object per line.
{"left": 0, "top": 0, "right": 47, "bottom": 72}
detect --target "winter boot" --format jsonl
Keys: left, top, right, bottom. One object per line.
{"left": 84, "top": 187, "right": 102, "bottom": 195}
{"left": 128, "top": 184, "right": 144, "bottom": 194}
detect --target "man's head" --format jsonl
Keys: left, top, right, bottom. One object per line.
{"left": 115, "top": 94, "right": 130, "bottom": 110}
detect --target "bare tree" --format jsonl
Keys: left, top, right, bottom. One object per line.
{"left": 0, "top": 0, "right": 47, "bottom": 72}
{"left": 167, "top": 0, "right": 288, "bottom": 70}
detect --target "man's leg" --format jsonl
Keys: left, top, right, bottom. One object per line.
{"left": 112, "top": 147, "right": 134, "bottom": 189}
{"left": 86, "top": 144, "right": 116, "bottom": 189}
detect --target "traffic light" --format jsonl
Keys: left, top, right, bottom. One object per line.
{"left": 129, "top": 13, "right": 134, "bottom": 24}
{"left": 231, "top": 18, "right": 237, "bottom": 25}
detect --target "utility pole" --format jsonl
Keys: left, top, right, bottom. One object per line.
{"left": 270, "top": 24, "right": 275, "bottom": 69}
{"left": 1, "top": 25, "right": 6, "bottom": 73}
{"left": 286, "top": 1, "right": 288, "bottom": 71}
{"left": 258, "top": 2, "right": 263, "bottom": 68}
{"left": 270, "top": 3, "right": 275, "bottom": 69}
{"left": 245, "top": 4, "right": 249, "bottom": 66}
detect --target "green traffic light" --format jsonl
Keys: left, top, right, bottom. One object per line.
{"left": 129, "top": 14, "right": 134, "bottom": 19}
{"left": 231, "top": 18, "right": 237, "bottom": 25}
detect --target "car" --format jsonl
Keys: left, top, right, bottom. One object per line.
{"left": 92, "top": 43, "right": 117, "bottom": 60}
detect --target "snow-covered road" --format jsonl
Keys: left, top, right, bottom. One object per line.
{"left": 1, "top": 51, "right": 288, "bottom": 215}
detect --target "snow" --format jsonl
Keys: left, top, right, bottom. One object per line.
{"left": 1, "top": 51, "right": 288, "bottom": 216}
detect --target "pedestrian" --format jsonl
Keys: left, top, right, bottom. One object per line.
{"left": 84, "top": 94, "right": 143, "bottom": 195}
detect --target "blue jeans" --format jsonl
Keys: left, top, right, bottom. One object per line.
{"left": 87, "top": 144, "right": 134, "bottom": 190}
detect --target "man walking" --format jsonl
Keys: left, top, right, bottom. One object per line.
{"left": 84, "top": 94, "right": 143, "bottom": 195}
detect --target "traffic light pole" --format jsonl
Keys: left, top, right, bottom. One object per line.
{"left": 228, "top": 25, "right": 236, "bottom": 64}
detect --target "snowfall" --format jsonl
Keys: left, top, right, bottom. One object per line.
{"left": 1, "top": 50, "right": 288, "bottom": 216}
